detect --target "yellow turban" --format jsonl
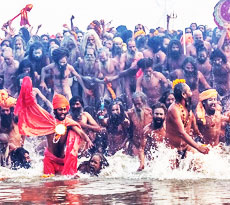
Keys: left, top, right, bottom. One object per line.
{"left": 196, "top": 89, "right": 218, "bottom": 125}
{"left": 134, "top": 30, "right": 146, "bottom": 39}
{"left": 113, "top": 37, "right": 123, "bottom": 44}
{"left": 1, "top": 97, "right": 17, "bottom": 108}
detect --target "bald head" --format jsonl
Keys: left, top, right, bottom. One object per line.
{"left": 193, "top": 30, "right": 203, "bottom": 41}
{"left": 3, "top": 47, "right": 14, "bottom": 65}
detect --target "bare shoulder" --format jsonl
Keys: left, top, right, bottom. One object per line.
{"left": 144, "top": 107, "right": 152, "bottom": 115}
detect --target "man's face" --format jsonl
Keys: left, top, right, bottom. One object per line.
{"left": 77, "top": 33, "right": 83, "bottom": 43}
{"left": 184, "top": 62, "right": 195, "bottom": 76}
{"left": 171, "top": 44, "right": 180, "bottom": 58}
{"left": 128, "top": 41, "right": 136, "bottom": 55}
{"left": 42, "top": 36, "right": 49, "bottom": 43}
{"left": 67, "top": 40, "right": 75, "bottom": 50}
{"left": 197, "top": 51, "right": 207, "bottom": 64}
{"left": 105, "top": 40, "right": 113, "bottom": 51}
{"left": 55, "top": 107, "right": 68, "bottom": 121}
{"left": 90, "top": 155, "right": 101, "bottom": 173}
{"left": 114, "top": 41, "right": 122, "bottom": 50}
{"left": 1, "top": 107, "right": 13, "bottom": 129}
{"left": 1, "top": 107, "right": 11, "bottom": 116}
{"left": 204, "top": 97, "right": 217, "bottom": 113}
{"left": 87, "top": 35, "right": 95, "bottom": 46}
{"left": 71, "top": 101, "right": 82, "bottom": 114}
{"left": 185, "top": 28, "right": 192, "bottom": 34}
{"left": 85, "top": 49, "right": 96, "bottom": 62}
{"left": 162, "top": 38, "right": 170, "bottom": 50}
{"left": 182, "top": 84, "right": 192, "bottom": 110}
{"left": 56, "top": 33, "right": 64, "bottom": 42}
{"left": 190, "top": 23, "right": 197, "bottom": 31}
{"left": 194, "top": 33, "right": 203, "bottom": 42}
{"left": 165, "top": 94, "right": 175, "bottom": 108}
{"left": 3, "top": 53, "right": 13, "bottom": 65}
{"left": 135, "top": 24, "right": 143, "bottom": 32}
{"left": 32, "top": 48, "right": 42, "bottom": 60}
{"left": 23, "top": 67, "right": 31, "bottom": 74}
{"left": 144, "top": 67, "right": 153, "bottom": 81}
{"left": 153, "top": 108, "right": 165, "bottom": 128}
{"left": 58, "top": 56, "right": 67, "bottom": 69}
{"left": 99, "top": 51, "right": 108, "bottom": 63}
{"left": 15, "top": 39, "right": 23, "bottom": 50}
{"left": 111, "top": 104, "right": 121, "bottom": 115}
{"left": 133, "top": 97, "right": 143, "bottom": 112}
{"left": 212, "top": 57, "right": 223, "bottom": 69}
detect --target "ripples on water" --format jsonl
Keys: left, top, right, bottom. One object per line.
{"left": 1, "top": 140, "right": 230, "bottom": 204}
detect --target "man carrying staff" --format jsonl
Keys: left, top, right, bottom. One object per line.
{"left": 15, "top": 76, "right": 93, "bottom": 176}
{"left": 165, "top": 79, "right": 209, "bottom": 166}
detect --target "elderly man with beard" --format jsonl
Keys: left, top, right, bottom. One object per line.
{"left": 40, "top": 48, "right": 92, "bottom": 101}
{"left": 104, "top": 101, "right": 130, "bottom": 155}
{"left": 195, "top": 89, "right": 230, "bottom": 146}
{"left": 69, "top": 96, "right": 102, "bottom": 154}
{"left": 210, "top": 49, "right": 230, "bottom": 98}
{"left": 127, "top": 92, "right": 152, "bottom": 171}
{"left": 1, "top": 48, "right": 19, "bottom": 96}
{"left": 136, "top": 58, "right": 169, "bottom": 107}
{"left": 111, "top": 37, "right": 124, "bottom": 64}
{"left": 12, "top": 36, "right": 26, "bottom": 63}
{"left": 170, "top": 56, "right": 211, "bottom": 110}
{"left": 15, "top": 77, "right": 93, "bottom": 176}
{"left": 119, "top": 39, "right": 143, "bottom": 108}
{"left": 196, "top": 47, "right": 212, "bottom": 85}
{"left": 144, "top": 103, "right": 167, "bottom": 161}
{"left": 186, "top": 30, "right": 212, "bottom": 58}
{"left": 165, "top": 39, "right": 186, "bottom": 75}
{"left": 165, "top": 81, "right": 209, "bottom": 167}
{"left": 74, "top": 47, "right": 101, "bottom": 104}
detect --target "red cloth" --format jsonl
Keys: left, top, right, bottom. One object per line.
{"left": 15, "top": 76, "right": 81, "bottom": 175}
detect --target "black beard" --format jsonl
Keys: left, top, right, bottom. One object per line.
{"left": 58, "top": 64, "right": 67, "bottom": 79}
{"left": 206, "top": 109, "right": 215, "bottom": 115}
{"left": 197, "top": 58, "right": 207, "bottom": 64}
{"left": 194, "top": 40, "right": 204, "bottom": 50}
{"left": 171, "top": 51, "right": 180, "bottom": 60}
{"left": 1, "top": 113, "right": 13, "bottom": 131}
{"left": 153, "top": 118, "right": 164, "bottom": 129}
{"left": 185, "top": 97, "right": 192, "bottom": 112}
{"left": 108, "top": 113, "right": 125, "bottom": 133}
{"left": 54, "top": 110, "right": 67, "bottom": 121}
{"left": 32, "top": 55, "right": 42, "bottom": 62}
{"left": 113, "top": 47, "right": 122, "bottom": 56}
{"left": 71, "top": 107, "right": 82, "bottom": 121}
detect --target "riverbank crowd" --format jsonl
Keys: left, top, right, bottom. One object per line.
{"left": 0, "top": 17, "right": 230, "bottom": 176}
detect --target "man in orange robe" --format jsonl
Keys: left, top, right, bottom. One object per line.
{"left": 15, "top": 76, "right": 93, "bottom": 176}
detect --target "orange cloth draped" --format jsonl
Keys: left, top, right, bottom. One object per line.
{"left": 196, "top": 89, "right": 218, "bottom": 125}
{"left": 15, "top": 76, "right": 81, "bottom": 175}
{"left": 134, "top": 30, "right": 146, "bottom": 39}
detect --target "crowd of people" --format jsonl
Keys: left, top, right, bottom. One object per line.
{"left": 0, "top": 17, "right": 230, "bottom": 176}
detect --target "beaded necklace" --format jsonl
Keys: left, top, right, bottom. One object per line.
{"left": 176, "top": 103, "right": 190, "bottom": 128}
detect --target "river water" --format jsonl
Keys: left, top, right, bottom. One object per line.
{"left": 1, "top": 142, "right": 230, "bottom": 204}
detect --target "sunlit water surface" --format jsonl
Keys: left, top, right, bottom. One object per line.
{"left": 1, "top": 141, "right": 230, "bottom": 204}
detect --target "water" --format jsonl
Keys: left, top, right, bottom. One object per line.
{"left": 1, "top": 142, "right": 230, "bottom": 204}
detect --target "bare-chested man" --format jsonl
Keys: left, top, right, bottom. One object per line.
{"left": 40, "top": 47, "right": 92, "bottom": 100}
{"left": 195, "top": 89, "right": 230, "bottom": 146}
{"left": 127, "top": 92, "right": 152, "bottom": 171}
{"left": 69, "top": 96, "right": 102, "bottom": 151}
{"left": 104, "top": 101, "right": 130, "bottom": 155}
{"left": 165, "top": 82, "right": 209, "bottom": 166}
{"left": 142, "top": 36, "right": 166, "bottom": 72}
{"left": 210, "top": 49, "right": 230, "bottom": 98}
{"left": 120, "top": 39, "right": 143, "bottom": 108}
{"left": 74, "top": 47, "right": 100, "bottom": 105}
{"left": 170, "top": 56, "right": 210, "bottom": 109}
{"left": 196, "top": 47, "right": 212, "bottom": 85}
{"left": 165, "top": 39, "right": 186, "bottom": 75}
{"left": 98, "top": 48, "right": 121, "bottom": 99}
{"left": 136, "top": 58, "right": 169, "bottom": 107}
{"left": 186, "top": 30, "right": 212, "bottom": 58}
{"left": 1, "top": 48, "right": 19, "bottom": 96}
{"left": 144, "top": 103, "right": 167, "bottom": 160}
{"left": 111, "top": 37, "right": 124, "bottom": 64}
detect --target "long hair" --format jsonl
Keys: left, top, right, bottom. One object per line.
{"left": 17, "top": 59, "right": 35, "bottom": 84}
{"left": 81, "top": 29, "right": 102, "bottom": 55}
{"left": 167, "top": 39, "right": 183, "bottom": 57}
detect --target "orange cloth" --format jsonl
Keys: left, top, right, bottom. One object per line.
{"left": 196, "top": 89, "right": 218, "bottom": 125}
{"left": 180, "top": 33, "right": 194, "bottom": 46}
{"left": 0, "top": 90, "right": 8, "bottom": 104}
{"left": 106, "top": 83, "right": 116, "bottom": 99}
{"left": 14, "top": 76, "right": 81, "bottom": 175}
{"left": 52, "top": 94, "right": 70, "bottom": 111}
{"left": 134, "top": 29, "right": 146, "bottom": 39}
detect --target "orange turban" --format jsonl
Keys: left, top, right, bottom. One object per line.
{"left": 52, "top": 94, "right": 70, "bottom": 111}
{"left": 134, "top": 30, "right": 146, "bottom": 39}
{"left": 1, "top": 97, "right": 17, "bottom": 108}
{"left": 180, "top": 33, "right": 194, "bottom": 46}
{"left": 196, "top": 89, "right": 218, "bottom": 125}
